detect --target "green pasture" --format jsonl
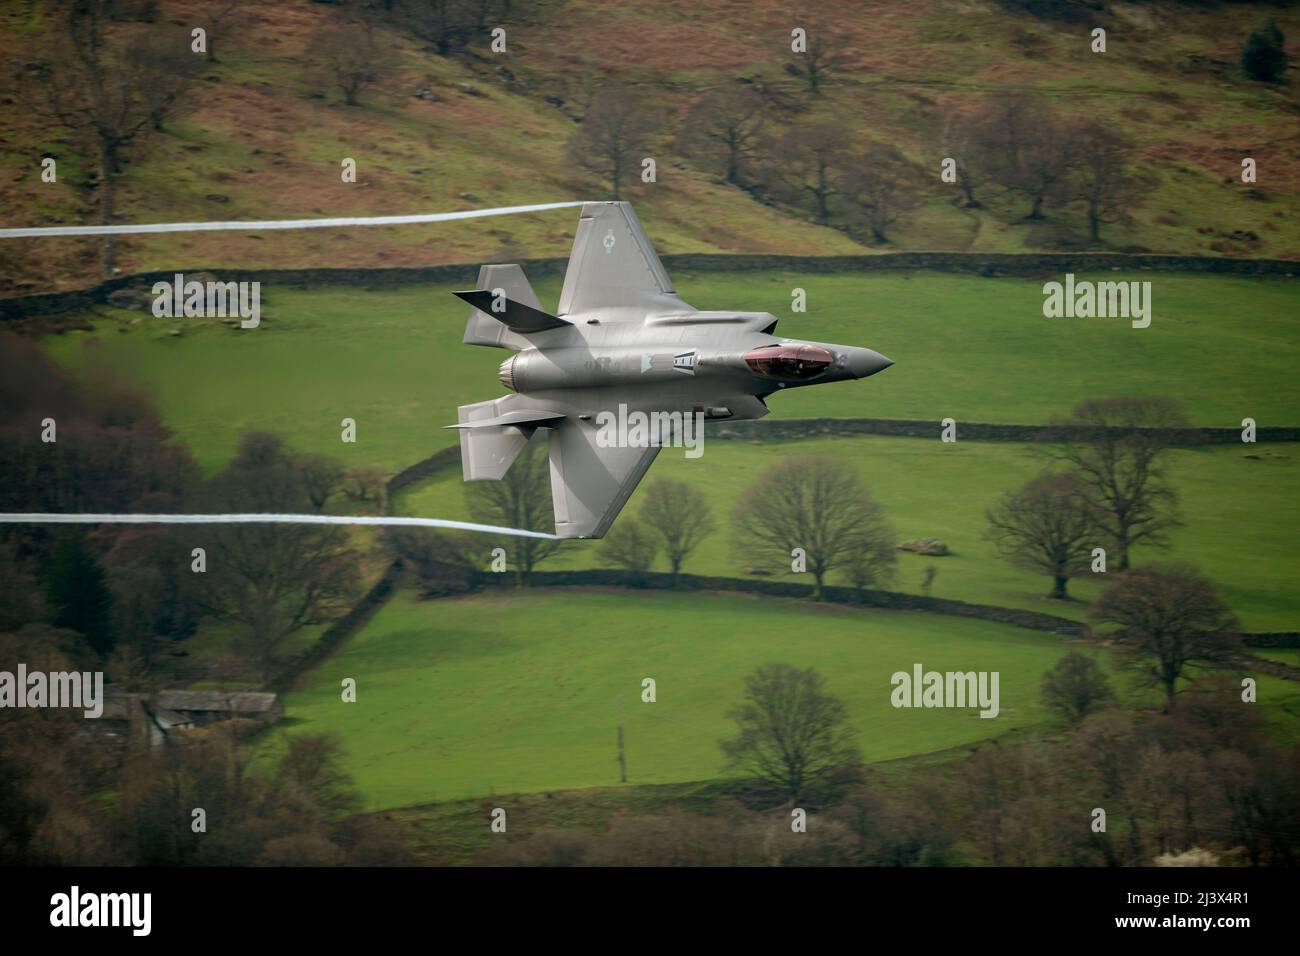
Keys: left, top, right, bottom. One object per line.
{"left": 277, "top": 588, "right": 1300, "bottom": 810}
{"left": 39, "top": 272, "right": 1298, "bottom": 632}
{"left": 397, "top": 436, "right": 1300, "bottom": 633}
{"left": 42, "top": 271, "right": 1300, "bottom": 474}
{"left": 281, "top": 589, "right": 1075, "bottom": 808}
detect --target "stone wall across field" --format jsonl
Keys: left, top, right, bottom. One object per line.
{"left": 273, "top": 428, "right": 1299, "bottom": 684}
{"left": 377, "top": 425, "right": 1300, "bottom": 480}
{"left": 663, "top": 251, "right": 1300, "bottom": 278}
{"left": 386, "top": 444, "right": 462, "bottom": 497}
{"left": 487, "top": 568, "right": 1087, "bottom": 634}
{"left": 269, "top": 559, "right": 403, "bottom": 693}
{"left": 481, "top": 571, "right": 1297, "bottom": 675}
{"left": 0, "top": 259, "right": 569, "bottom": 320}
{"left": 2, "top": 250, "right": 1296, "bottom": 320}
{"left": 1244, "top": 657, "right": 1300, "bottom": 681}
{"left": 1242, "top": 632, "right": 1300, "bottom": 648}
{"left": 265, "top": 444, "right": 468, "bottom": 689}
{"left": 710, "top": 417, "right": 1300, "bottom": 444}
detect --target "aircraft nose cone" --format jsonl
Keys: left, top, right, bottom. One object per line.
{"left": 847, "top": 348, "right": 894, "bottom": 379}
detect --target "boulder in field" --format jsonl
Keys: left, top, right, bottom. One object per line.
{"left": 106, "top": 288, "right": 154, "bottom": 311}
{"left": 898, "top": 538, "right": 949, "bottom": 556}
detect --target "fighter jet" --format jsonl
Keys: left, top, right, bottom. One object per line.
{"left": 451, "top": 201, "right": 894, "bottom": 539}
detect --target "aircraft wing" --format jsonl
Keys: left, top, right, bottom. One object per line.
{"left": 547, "top": 419, "right": 660, "bottom": 538}
{"left": 556, "top": 202, "right": 689, "bottom": 318}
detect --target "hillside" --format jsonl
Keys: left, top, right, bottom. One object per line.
{"left": 2, "top": 0, "right": 1299, "bottom": 294}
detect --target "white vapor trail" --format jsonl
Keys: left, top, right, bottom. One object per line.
{"left": 0, "top": 513, "right": 557, "bottom": 540}
{"left": 0, "top": 200, "right": 591, "bottom": 238}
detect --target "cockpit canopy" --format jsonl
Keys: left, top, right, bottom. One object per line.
{"left": 743, "top": 343, "right": 835, "bottom": 381}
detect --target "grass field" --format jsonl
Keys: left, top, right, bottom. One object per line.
{"left": 281, "top": 588, "right": 1078, "bottom": 808}
{"left": 30, "top": 268, "right": 1300, "bottom": 817}
{"left": 42, "top": 271, "right": 1300, "bottom": 473}
{"left": 397, "top": 435, "right": 1300, "bottom": 632}
{"left": 41, "top": 271, "right": 1299, "bottom": 629}
{"left": 1257, "top": 648, "right": 1300, "bottom": 668}
{"left": 277, "top": 587, "right": 1300, "bottom": 810}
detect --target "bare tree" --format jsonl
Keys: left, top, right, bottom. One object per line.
{"left": 201, "top": 0, "right": 248, "bottom": 63}
{"left": 983, "top": 95, "right": 1073, "bottom": 220}
{"left": 470, "top": 0, "right": 497, "bottom": 33}
{"left": 296, "top": 455, "right": 345, "bottom": 511}
{"left": 842, "top": 529, "right": 898, "bottom": 594}
{"left": 465, "top": 442, "right": 563, "bottom": 586}
{"left": 1067, "top": 711, "right": 1144, "bottom": 864}
{"left": 1040, "top": 396, "right": 1190, "bottom": 571}
{"left": 953, "top": 742, "right": 1053, "bottom": 865}
{"left": 127, "top": 32, "right": 202, "bottom": 132}
{"left": 341, "top": 466, "right": 388, "bottom": 511}
{"left": 1068, "top": 120, "right": 1141, "bottom": 242}
{"left": 842, "top": 144, "right": 919, "bottom": 244}
{"left": 0, "top": 542, "right": 46, "bottom": 633}
{"left": 599, "top": 518, "right": 658, "bottom": 575}
{"left": 104, "top": 524, "right": 203, "bottom": 666}
{"left": 310, "top": 21, "right": 384, "bottom": 107}
{"left": 1010, "top": 115, "right": 1075, "bottom": 220}
{"left": 765, "top": 121, "right": 850, "bottom": 224}
{"left": 639, "top": 477, "right": 713, "bottom": 585}
{"left": 984, "top": 93, "right": 1037, "bottom": 179}
{"left": 1090, "top": 563, "right": 1240, "bottom": 713}
{"left": 721, "top": 663, "right": 861, "bottom": 805}
{"left": 568, "top": 86, "right": 663, "bottom": 200}
{"left": 198, "top": 528, "right": 361, "bottom": 686}
{"left": 0, "top": 624, "right": 111, "bottom": 865}
{"left": 1040, "top": 650, "right": 1114, "bottom": 723}
{"left": 939, "top": 104, "right": 999, "bottom": 208}
{"left": 678, "top": 87, "right": 765, "bottom": 186}
{"left": 405, "top": 0, "right": 475, "bottom": 56}
{"left": 734, "top": 457, "right": 895, "bottom": 600}
{"left": 789, "top": 19, "right": 852, "bottom": 95}
{"left": 199, "top": 435, "right": 361, "bottom": 680}
{"left": 985, "top": 471, "right": 1098, "bottom": 599}
{"left": 380, "top": 527, "right": 480, "bottom": 593}
{"left": 39, "top": 2, "right": 194, "bottom": 276}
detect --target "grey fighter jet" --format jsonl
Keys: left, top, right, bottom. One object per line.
{"left": 451, "top": 201, "right": 894, "bottom": 539}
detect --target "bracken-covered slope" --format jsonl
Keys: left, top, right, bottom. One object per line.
{"left": 1, "top": 0, "right": 1298, "bottom": 294}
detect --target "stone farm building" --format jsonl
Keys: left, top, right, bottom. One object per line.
{"left": 100, "top": 688, "right": 282, "bottom": 751}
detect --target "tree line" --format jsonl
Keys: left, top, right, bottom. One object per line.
{"left": 480, "top": 659, "right": 1297, "bottom": 867}
{"left": 0, "top": 332, "right": 387, "bottom": 687}
{"left": 0, "top": 330, "right": 406, "bottom": 864}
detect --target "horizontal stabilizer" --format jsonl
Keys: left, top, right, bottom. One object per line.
{"left": 455, "top": 396, "right": 543, "bottom": 481}
{"left": 461, "top": 264, "right": 534, "bottom": 349}
{"left": 454, "top": 289, "right": 570, "bottom": 335}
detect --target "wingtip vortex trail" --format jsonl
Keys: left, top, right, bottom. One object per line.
{"left": 0, "top": 513, "right": 558, "bottom": 540}
{"left": 0, "top": 200, "right": 594, "bottom": 239}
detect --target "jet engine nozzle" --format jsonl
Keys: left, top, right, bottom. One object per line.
{"left": 498, "top": 355, "right": 518, "bottom": 391}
